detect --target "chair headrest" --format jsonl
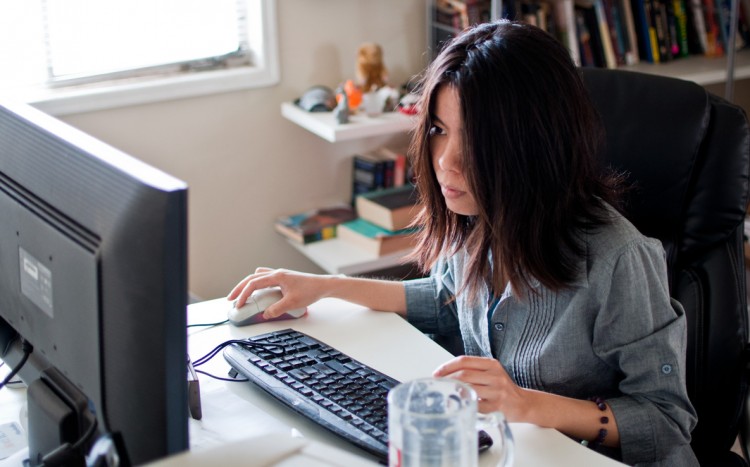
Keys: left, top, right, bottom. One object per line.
{"left": 582, "top": 68, "right": 749, "bottom": 258}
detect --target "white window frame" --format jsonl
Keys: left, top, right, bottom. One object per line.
{"left": 24, "top": 0, "right": 279, "bottom": 117}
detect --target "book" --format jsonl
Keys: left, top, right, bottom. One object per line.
{"left": 375, "top": 146, "right": 408, "bottom": 187}
{"left": 274, "top": 204, "right": 357, "bottom": 244}
{"left": 576, "top": 7, "right": 599, "bottom": 65}
{"left": 603, "top": 0, "right": 628, "bottom": 65}
{"left": 621, "top": 0, "right": 642, "bottom": 63}
{"left": 703, "top": 0, "right": 725, "bottom": 56}
{"left": 352, "top": 152, "right": 386, "bottom": 194}
{"left": 672, "top": 0, "right": 691, "bottom": 56}
{"left": 355, "top": 184, "right": 421, "bottom": 231}
{"left": 631, "top": 0, "right": 657, "bottom": 61}
{"left": 337, "top": 218, "right": 419, "bottom": 256}
{"left": 351, "top": 147, "right": 409, "bottom": 203}
{"left": 651, "top": 0, "right": 672, "bottom": 61}
{"left": 555, "top": 0, "right": 581, "bottom": 65}
{"left": 686, "top": 0, "right": 709, "bottom": 53}
{"left": 594, "top": 0, "right": 619, "bottom": 67}
{"left": 577, "top": 1, "right": 609, "bottom": 66}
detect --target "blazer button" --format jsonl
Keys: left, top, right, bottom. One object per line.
{"left": 494, "top": 323, "right": 505, "bottom": 331}
{"left": 661, "top": 364, "right": 673, "bottom": 374}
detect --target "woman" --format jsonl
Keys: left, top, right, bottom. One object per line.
{"left": 228, "top": 21, "right": 697, "bottom": 466}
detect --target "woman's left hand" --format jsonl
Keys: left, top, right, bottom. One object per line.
{"left": 433, "top": 356, "right": 529, "bottom": 421}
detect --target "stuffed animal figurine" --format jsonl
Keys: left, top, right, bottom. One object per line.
{"left": 356, "top": 42, "right": 388, "bottom": 92}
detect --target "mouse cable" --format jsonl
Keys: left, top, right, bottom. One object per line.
{"left": 192, "top": 339, "right": 286, "bottom": 368}
{"left": 187, "top": 319, "right": 229, "bottom": 328}
{"left": 0, "top": 339, "right": 32, "bottom": 391}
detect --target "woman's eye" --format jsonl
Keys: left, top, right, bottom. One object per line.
{"left": 428, "top": 125, "right": 444, "bottom": 136}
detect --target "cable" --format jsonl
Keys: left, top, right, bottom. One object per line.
{"left": 187, "top": 319, "right": 229, "bottom": 328}
{"left": 193, "top": 339, "right": 285, "bottom": 367}
{"left": 40, "top": 417, "right": 99, "bottom": 466}
{"left": 191, "top": 338, "right": 283, "bottom": 382}
{"left": 0, "top": 340, "right": 32, "bottom": 390}
{"left": 195, "top": 369, "right": 247, "bottom": 383}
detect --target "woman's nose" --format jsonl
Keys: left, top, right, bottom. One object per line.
{"left": 436, "top": 137, "right": 461, "bottom": 172}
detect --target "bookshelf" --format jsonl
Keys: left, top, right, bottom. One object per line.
{"left": 280, "top": 102, "right": 417, "bottom": 276}
{"left": 427, "top": 0, "right": 749, "bottom": 90}
{"left": 622, "top": 49, "right": 750, "bottom": 86}
{"left": 428, "top": 0, "right": 502, "bottom": 59}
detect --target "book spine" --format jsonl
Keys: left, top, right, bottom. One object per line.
{"left": 703, "top": 0, "right": 725, "bottom": 56}
{"left": 352, "top": 154, "right": 386, "bottom": 201}
{"left": 644, "top": 0, "right": 663, "bottom": 61}
{"left": 556, "top": 0, "right": 581, "bottom": 65}
{"left": 672, "top": 0, "right": 690, "bottom": 55}
{"left": 576, "top": 7, "right": 598, "bottom": 66}
{"left": 603, "top": 0, "right": 628, "bottom": 65}
{"left": 621, "top": 0, "right": 641, "bottom": 63}
{"left": 631, "top": 0, "right": 657, "bottom": 61}
{"left": 648, "top": 0, "right": 669, "bottom": 61}
{"left": 595, "top": 0, "right": 620, "bottom": 67}
{"left": 382, "top": 157, "right": 395, "bottom": 189}
{"left": 688, "top": 0, "right": 709, "bottom": 53}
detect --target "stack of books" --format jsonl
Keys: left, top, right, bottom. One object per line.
{"left": 274, "top": 204, "right": 357, "bottom": 245}
{"left": 338, "top": 184, "right": 421, "bottom": 256}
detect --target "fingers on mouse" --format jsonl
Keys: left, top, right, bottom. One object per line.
{"left": 227, "top": 287, "right": 306, "bottom": 327}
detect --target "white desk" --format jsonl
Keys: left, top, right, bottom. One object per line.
{"left": 0, "top": 298, "right": 625, "bottom": 466}
{"left": 183, "top": 298, "right": 624, "bottom": 467}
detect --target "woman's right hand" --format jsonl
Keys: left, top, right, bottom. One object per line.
{"left": 227, "top": 267, "right": 335, "bottom": 319}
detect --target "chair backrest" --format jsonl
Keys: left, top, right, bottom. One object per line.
{"left": 582, "top": 68, "right": 750, "bottom": 464}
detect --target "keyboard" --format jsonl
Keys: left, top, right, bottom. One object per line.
{"left": 223, "top": 328, "right": 494, "bottom": 461}
{"left": 223, "top": 328, "right": 396, "bottom": 459}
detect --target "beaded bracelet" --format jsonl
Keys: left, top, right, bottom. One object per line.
{"left": 580, "top": 397, "right": 609, "bottom": 449}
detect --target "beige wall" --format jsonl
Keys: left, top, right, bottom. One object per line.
{"left": 60, "top": 0, "right": 428, "bottom": 300}
{"left": 55, "top": 0, "right": 750, "bottom": 300}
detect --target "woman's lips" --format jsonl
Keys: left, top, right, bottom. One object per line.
{"left": 441, "top": 184, "right": 465, "bottom": 199}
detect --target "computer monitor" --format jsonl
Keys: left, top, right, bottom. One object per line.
{"left": 0, "top": 101, "right": 189, "bottom": 465}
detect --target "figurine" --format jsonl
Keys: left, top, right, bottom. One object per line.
{"left": 356, "top": 42, "right": 388, "bottom": 92}
{"left": 343, "top": 79, "right": 362, "bottom": 111}
{"left": 334, "top": 86, "right": 350, "bottom": 124}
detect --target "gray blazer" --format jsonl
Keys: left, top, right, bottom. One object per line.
{"left": 403, "top": 208, "right": 698, "bottom": 466}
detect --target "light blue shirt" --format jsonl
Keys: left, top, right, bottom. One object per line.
{"left": 403, "top": 207, "right": 698, "bottom": 466}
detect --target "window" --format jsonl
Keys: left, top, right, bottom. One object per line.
{"left": 0, "top": 0, "right": 279, "bottom": 116}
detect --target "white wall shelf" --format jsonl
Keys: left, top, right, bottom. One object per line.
{"left": 287, "top": 238, "right": 412, "bottom": 276}
{"left": 279, "top": 101, "right": 415, "bottom": 276}
{"left": 280, "top": 102, "right": 415, "bottom": 143}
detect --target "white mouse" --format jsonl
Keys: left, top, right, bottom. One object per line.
{"left": 227, "top": 287, "right": 306, "bottom": 327}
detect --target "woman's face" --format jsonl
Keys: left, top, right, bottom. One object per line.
{"left": 430, "top": 85, "right": 479, "bottom": 216}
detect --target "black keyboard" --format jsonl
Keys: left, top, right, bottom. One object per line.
{"left": 223, "top": 328, "right": 397, "bottom": 460}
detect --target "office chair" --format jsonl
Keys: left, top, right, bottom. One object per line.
{"left": 582, "top": 68, "right": 750, "bottom": 466}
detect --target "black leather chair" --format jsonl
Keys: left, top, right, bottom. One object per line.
{"left": 582, "top": 68, "right": 750, "bottom": 466}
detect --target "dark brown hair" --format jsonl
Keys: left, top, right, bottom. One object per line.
{"left": 409, "top": 20, "right": 622, "bottom": 298}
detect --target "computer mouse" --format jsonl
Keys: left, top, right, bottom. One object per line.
{"left": 227, "top": 287, "right": 306, "bottom": 327}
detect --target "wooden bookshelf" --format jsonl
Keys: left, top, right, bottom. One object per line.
{"left": 280, "top": 102, "right": 415, "bottom": 143}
